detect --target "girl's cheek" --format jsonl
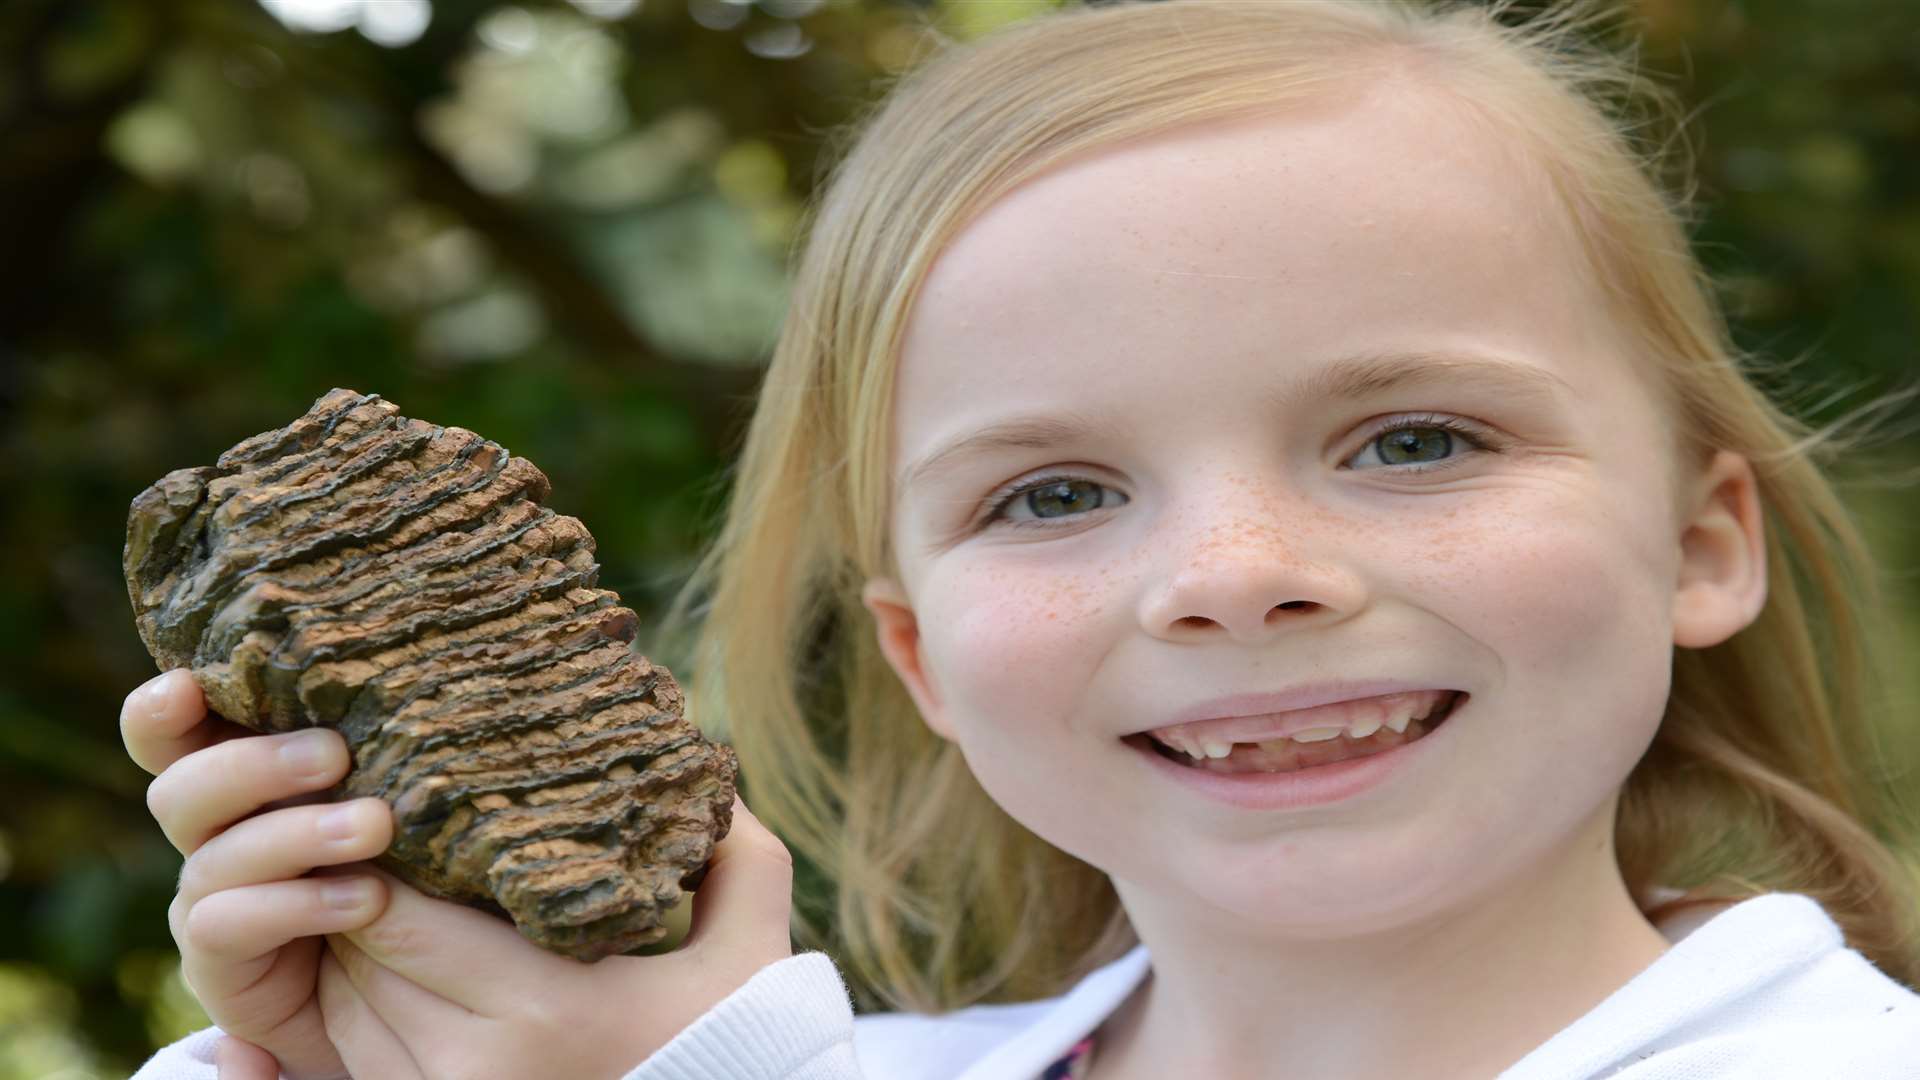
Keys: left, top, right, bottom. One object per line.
{"left": 1441, "top": 490, "right": 1676, "bottom": 728}
{"left": 930, "top": 563, "right": 1109, "bottom": 725}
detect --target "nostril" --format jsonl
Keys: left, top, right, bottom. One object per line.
{"left": 1274, "top": 601, "right": 1313, "bottom": 612}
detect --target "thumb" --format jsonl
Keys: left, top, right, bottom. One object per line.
{"left": 679, "top": 795, "right": 794, "bottom": 958}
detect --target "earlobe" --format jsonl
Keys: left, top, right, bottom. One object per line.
{"left": 1671, "top": 450, "right": 1769, "bottom": 649}
{"left": 860, "top": 577, "right": 954, "bottom": 740}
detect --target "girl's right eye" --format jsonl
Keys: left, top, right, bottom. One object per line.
{"left": 978, "top": 475, "right": 1127, "bottom": 533}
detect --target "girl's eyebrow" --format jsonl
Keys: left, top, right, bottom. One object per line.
{"left": 895, "top": 350, "right": 1572, "bottom": 499}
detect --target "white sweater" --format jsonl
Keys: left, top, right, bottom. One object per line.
{"left": 134, "top": 892, "right": 1920, "bottom": 1079}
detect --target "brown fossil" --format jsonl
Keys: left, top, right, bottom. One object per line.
{"left": 122, "top": 388, "right": 737, "bottom": 962}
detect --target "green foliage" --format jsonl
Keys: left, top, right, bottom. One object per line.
{"left": 1, "top": 0, "right": 1916, "bottom": 1073}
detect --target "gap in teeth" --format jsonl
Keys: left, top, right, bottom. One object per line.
{"left": 1164, "top": 691, "right": 1455, "bottom": 759}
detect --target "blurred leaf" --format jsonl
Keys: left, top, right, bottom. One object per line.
{"left": 582, "top": 195, "right": 790, "bottom": 366}
{"left": 0, "top": 963, "right": 105, "bottom": 1080}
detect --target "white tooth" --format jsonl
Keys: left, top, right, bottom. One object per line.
{"left": 1201, "top": 738, "right": 1233, "bottom": 759}
{"left": 1162, "top": 732, "right": 1205, "bottom": 759}
{"left": 1384, "top": 700, "right": 1416, "bottom": 734}
{"left": 1288, "top": 725, "right": 1345, "bottom": 743}
{"left": 1347, "top": 715, "right": 1383, "bottom": 739}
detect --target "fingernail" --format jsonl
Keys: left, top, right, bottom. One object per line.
{"left": 321, "top": 877, "right": 374, "bottom": 910}
{"left": 318, "top": 802, "right": 362, "bottom": 841}
{"left": 280, "top": 729, "right": 335, "bottom": 776}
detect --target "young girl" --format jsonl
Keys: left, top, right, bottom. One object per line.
{"left": 128, "top": 1, "right": 1920, "bottom": 1077}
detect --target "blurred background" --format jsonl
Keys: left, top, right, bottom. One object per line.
{"left": 3, "top": 0, "right": 1918, "bottom": 1075}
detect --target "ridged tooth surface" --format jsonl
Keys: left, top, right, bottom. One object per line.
{"left": 121, "top": 388, "right": 738, "bottom": 963}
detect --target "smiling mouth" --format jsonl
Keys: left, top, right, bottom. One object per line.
{"left": 1127, "top": 691, "right": 1465, "bottom": 775}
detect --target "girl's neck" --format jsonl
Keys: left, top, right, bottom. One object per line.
{"left": 1087, "top": 807, "right": 1671, "bottom": 1080}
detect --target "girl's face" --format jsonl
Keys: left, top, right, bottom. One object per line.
{"left": 862, "top": 87, "right": 1764, "bottom": 937}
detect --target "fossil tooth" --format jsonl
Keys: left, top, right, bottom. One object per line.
{"left": 122, "top": 388, "right": 738, "bottom": 962}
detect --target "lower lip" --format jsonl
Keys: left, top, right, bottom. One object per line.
{"left": 1126, "top": 694, "right": 1465, "bottom": 811}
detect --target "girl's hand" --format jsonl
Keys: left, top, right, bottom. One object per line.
{"left": 120, "top": 668, "right": 396, "bottom": 1080}
{"left": 316, "top": 795, "right": 794, "bottom": 1080}
{"left": 213, "top": 1033, "right": 283, "bottom": 1080}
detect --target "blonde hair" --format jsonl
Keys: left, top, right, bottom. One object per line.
{"left": 653, "top": 0, "right": 1920, "bottom": 1011}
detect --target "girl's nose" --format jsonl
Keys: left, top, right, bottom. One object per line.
{"left": 1136, "top": 519, "right": 1367, "bottom": 645}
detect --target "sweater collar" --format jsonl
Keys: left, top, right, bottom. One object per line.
{"left": 952, "top": 943, "right": 1151, "bottom": 1080}
{"left": 953, "top": 892, "right": 1839, "bottom": 1080}
{"left": 1497, "top": 892, "right": 1842, "bottom": 1078}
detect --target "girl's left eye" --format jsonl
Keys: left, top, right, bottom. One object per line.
{"left": 1345, "top": 413, "right": 1500, "bottom": 473}
{"left": 973, "top": 414, "right": 1504, "bottom": 533}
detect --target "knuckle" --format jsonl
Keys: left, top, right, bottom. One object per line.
{"left": 174, "top": 853, "right": 206, "bottom": 901}
{"left": 146, "top": 752, "right": 224, "bottom": 853}
{"left": 213, "top": 739, "right": 259, "bottom": 793}
{"left": 167, "top": 892, "right": 190, "bottom": 942}
{"left": 354, "top": 915, "right": 424, "bottom": 961}
{"left": 180, "top": 895, "right": 231, "bottom": 955}
{"left": 748, "top": 831, "right": 795, "bottom": 870}
{"left": 144, "top": 773, "right": 175, "bottom": 825}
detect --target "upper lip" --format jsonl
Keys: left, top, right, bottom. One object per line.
{"left": 1143, "top": 680, "right": 1464, "bottom": 738}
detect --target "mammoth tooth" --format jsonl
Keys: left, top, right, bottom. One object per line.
{"left": 122, "top": 388, "right": 738, "bottom": 962}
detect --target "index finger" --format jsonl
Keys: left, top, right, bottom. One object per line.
{"left": 120, "top": 669, "right": 249, "bottom": 776}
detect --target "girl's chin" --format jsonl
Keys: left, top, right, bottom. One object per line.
{"left": 1124, "top": 876, "right": 1492, "bottom": 941}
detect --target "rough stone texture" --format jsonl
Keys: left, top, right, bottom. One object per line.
{"left": 123, "top": 388, "right": 737, "bottom": 962}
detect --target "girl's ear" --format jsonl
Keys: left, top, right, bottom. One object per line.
{"left": 860, "top": 577, "right": 955, "bottom": 740}
{"left": 1671, "top": 449, "right": 1769, "bottom": 649}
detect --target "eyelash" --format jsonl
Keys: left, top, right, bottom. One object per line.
{"left": 975, "top": 413, "right": 1503, "bottom": 533}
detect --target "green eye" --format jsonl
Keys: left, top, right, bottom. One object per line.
{"left": 1376, "top": 425, "right": 1454, "bottom": 465}
{"left": 1024, "top": 479, "right": 1108, "bottom": 518}
{"left": 1349, "top": 413, "right": 1496, "bottom": 474}
{"left": 984, "top": 476, "right": 1127, "bottom": 531}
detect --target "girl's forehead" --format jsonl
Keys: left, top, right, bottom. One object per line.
{"left": 907, "top": 88, "right": 1568, "bottom": 323}
{"left": 891, "top": 90, "right": 1617, "bottom": 442}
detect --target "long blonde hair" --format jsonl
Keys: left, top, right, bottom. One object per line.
{"left": 653, "top": 0, "right": 1920, "bottom": 1011}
